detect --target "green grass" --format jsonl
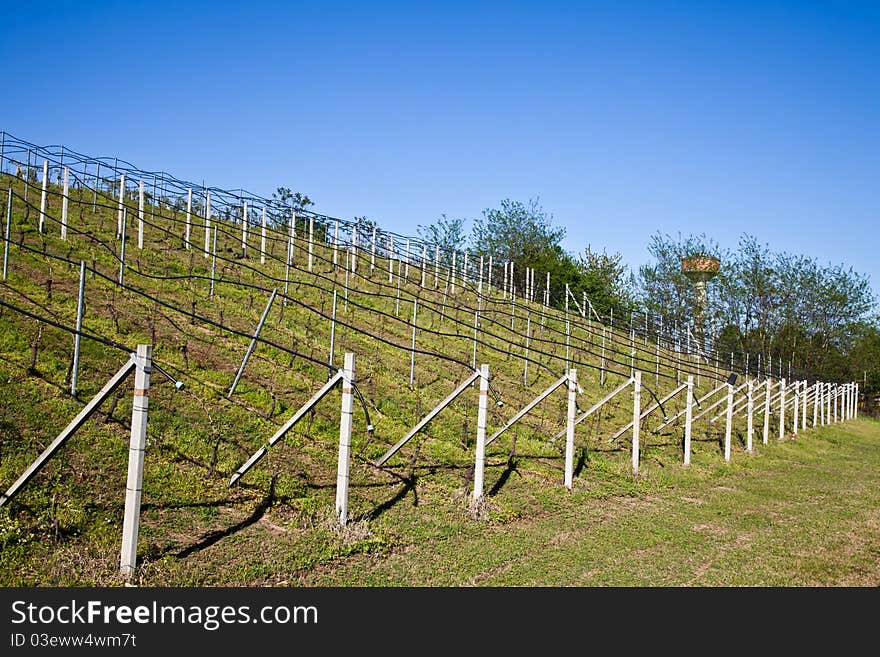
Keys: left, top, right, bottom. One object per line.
{"left": 0, "top": 172, "right": 874, "bottom": 586}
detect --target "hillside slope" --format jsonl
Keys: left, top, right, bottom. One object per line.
{"left": 0, "top": 169, "right": 855, "bottom": 585}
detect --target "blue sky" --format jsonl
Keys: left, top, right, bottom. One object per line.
{"left": 2, "top": 1, "right": 878, "bottom": 297}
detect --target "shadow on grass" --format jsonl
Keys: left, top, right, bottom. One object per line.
{"left": 174, "top": 475, "right": 276, "bottom": 559}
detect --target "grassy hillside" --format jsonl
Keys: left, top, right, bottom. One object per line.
{"left": 0, "top": 171, "right": 867, "bottom": 585}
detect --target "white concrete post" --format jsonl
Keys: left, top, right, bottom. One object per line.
{"left": 71, "top": 260, "right": 86, "bottom": 397}
{"left": 632, "top": 371, "right": 641, "bottom": 475}
{"left": 420, "top": 245, "right": 426, "bottom": 288}
{"left": 308, "top": 216, "right": 314, "bottom": 272}
{"left": 451, "top": 251, "right": 457, "bottom": 294}
{"left": 855, "top": 383, "right": 859, "bottom": 419}
{"left": 61, "top": 167, "right": 69, "bottom": 240}
{"left": 746, "top": 380, "right": 754, "bottom": 453}
{"left": 202, "top": 191, "right": 211, "bottom": 258}
{"left": 792, "top": 380, "right": 799, "bottom": 436}
{"left": 472, "top": 364, "right": 490, "bottom": 504}
{"left": 564, "top": 368, "right": 578, "bottom": 490}
{"left": 39, "top": 159, "right": 49, "bottom": 233}
{"left": 488, "top": 255, "right": 493, "bottom": 292}
{"left": 185, "top": 188, "right": 192, "bottom": 249}
{"left": 801, "top": 381, "right": 807, "bottom": 431}
{"left": 335, "top": 352, "right": 355, "bottom": 526}
{"left": 261, "top": 208, "right": 267, "bottom": 265}
{"left": 370, "top": 226, "right": 377, "bottom": 273}
{"left": 724, "top": 382, "right": 733, "bottom": 462}
{"left": 405, "top": 239, "right": 411, "bottom": 280}
{"left": 137, "top": 180, "right": 145, "bottom": 249}
{"left": 684, "top": 375, "right": 694, "bottom": 466}
{"left": 779, "top": 378, "right": 786, "bottom": 439}
{"left": 116, "top": 173, "right": 125, "bottom": 238}
{"left": 434, "top": 245, "right": 440, "bottom": 289}
{"left": 333, "top": 219, "right": 339, "bottom": 267}
{"left": 409, "top": 299, "right": 418, "bottom": 389}
{"left": 388, "top": 235, "right": 394, "bottom": 283}
{"left": 763, "top": 379, "right": 771, "bottom": 444}
{"left": 813, "top": 381, "right": 819, "bottom": 427}
{"left": 503, "top": 261, "right": 509, "bottom": 300}
{"left": 120, "top": 344, "right": 151, "bottom": 581}
{"left": 241, "top": 201, "right": 248, "bottom": 258}
{"left": 826, "top": 382, "right": 832, "bottom": 425}
{"left": 210, "top": 225, "right": 217, "bottom": 298}
{"left": 478, "top": 255, "right": 484, "bottom": 296}
{"left": 351, "top": 224, "right": 358, "bottom": 275}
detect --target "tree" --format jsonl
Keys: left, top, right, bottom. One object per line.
{"left": 270, "top": 186, "right": 315, "bottom": 227}
{"left": 471, "top": 198, "right": 564, "bottom": 265}
{"left": 636, "top": 230, "right": 877, "bottom": 382}
{"left": 417, "top": 214, "right": 467, "bottom": 265}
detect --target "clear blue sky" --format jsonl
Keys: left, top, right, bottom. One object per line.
{"left": 2, "top": 1, "right": 878, "bottom": 297}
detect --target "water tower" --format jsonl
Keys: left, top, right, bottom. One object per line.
{"left": 681, "top": 254, "right": 720, "bottom": 352}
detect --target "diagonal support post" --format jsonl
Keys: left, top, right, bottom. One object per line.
{"left": 0, "top": 354, "right": 137, "bottom": 507}
{"left": 376, "top": 369, "right": 481, "bottom": 466}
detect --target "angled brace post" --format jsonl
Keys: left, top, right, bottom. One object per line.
{"left": 376, "top": 369, "right": 481, "bottom": 466}
{"left": 486, "top": 372, "right": 571, "bottom": 447}
{"left": 553, "top": 377, "right": 634, "bottom": 441}
{"left": 609, "top": 381, "right": 687, "bottom": 442}
{"left": 230, "top": 370, "right": 345, "bottom": 485}
{"left": 0, "top": 353, "right": 137, "bottom": 507}
{"left": 652, "top": 383, "right": 726, "bottom": 434}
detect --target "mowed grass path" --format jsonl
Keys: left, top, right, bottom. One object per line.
{"left": 303, "top": 419, "right": 880, "bottom": 586}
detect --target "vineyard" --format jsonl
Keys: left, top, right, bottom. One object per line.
{"left": 0, "top": 132, "right": 862, "bottom": 585}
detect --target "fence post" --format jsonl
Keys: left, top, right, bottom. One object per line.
{"left": 347, "top": 223, "right": 356, "bottom": 277}
{"left": 185, "top": 188, "right": 192, "bottom": 249}
{"left": 71, "top": 260, "right": 86, "bottom": 397}
{"left": 812, "top": 381, "right": 818, "bottom": 427}
{"left": 801, "top": 381, "right": 807, "bottom": 431}
{"left": 210, "top": 225, "right": 217, "bottom": 298}
{"left": 39, "top": 160, "right": 49, "bottom": 233}
{"left": 388, "top": 235, "right": 394, "bottom": 283}
{"left": 779, "top": 378, "right": 786, "bottom": 439}
{"left": 472, "top": 364, "right": 490, "bottom": 505}
{"left": 564, "top": 368, "right": 578, "bottom": 490}
{"left": 328, "top": 290, "right": 338, "bottom": 377}
{"left": 3, "top": 188, "right": 11, "bottom": 280}
{"left": 119, "top": 209, "right": 127, "bottom": 286}
{"left": 137, "top": 180, "right": 145, "bottom": 249}
{"left": 826, "top": 382, "right": 831, "bottom": 424}
{"left": 746, "top": 380, "right": 754, "bottom": 453}
{"left": 724, "top": 382, "right": 733, "bottom": 461}
{"left": 371, "top": 227, "right": 377, "bottom": 274}
{"left": 792, "top": 380, "right": 799, "bottom": 436}
{"left": 335, "top": 352, "right": 356, "bottom": 526}
{"left": 333, "top": 219, "right": 339, "bottom": 267}
{"left": 308, "top": 216, "right": 314, "bottom": 272}
{"left": 420, "top": 245, "right": 426, "bottom": 288}
{"left": 523, "top": 316, "right": 531, "bottom": 386}
{"left": 116, "top": 173, "right": 125, "bottom": 238}
{"left": 261, "top": 208, "right": 267, "bottom": 265}
{"left": 203, "top": 191, "right": 211, "bottom": 258}
{"left": 632, "top": 371, "right": 641, "bottom": 475}
{"left": 61, "top": 167, "right": 69, "bottom": 240}
{"left": 120, "top": 344, "right": 151, "bottom": 581}
{"left": 684, "top": 375, "right": 694, "bottom": 466}
{"left": 763, "top": 379, "right": 771, "bottom": 444}
{"left": 241, "top": 201, "right": 248, "bottom": 258}
{"left": 409, "top": 299, "right": 418, "bottom": 390}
